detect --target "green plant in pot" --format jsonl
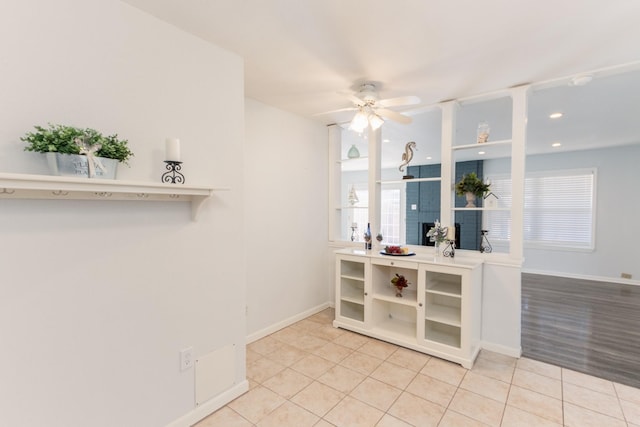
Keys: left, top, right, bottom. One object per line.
{"left": 455, "top": 172, "right": 490, "bottom": 208}
{"left": 22, "top": 123, "right": 133, "bottom": 178}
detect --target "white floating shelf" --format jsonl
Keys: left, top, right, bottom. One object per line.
{"left": 452, "top": 139, "right": 512, "bottom": 151}
{"left": 378, "top": 177, "right": 442, "bottom": 185}
{"left": 451, "top": 207, "right": 510, "bottom": 211}
{"left": 0, "top": 172, "right": 228, "bottom": 221}
{"left": 336, "top": 205, "right": 369, "bottom": 210}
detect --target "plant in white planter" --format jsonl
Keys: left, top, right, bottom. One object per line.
{"left": 455, "top": 172, "right": 490, "bottom": 208}
{"left": 22, "top": 123, "right": 133, "bottom": 178}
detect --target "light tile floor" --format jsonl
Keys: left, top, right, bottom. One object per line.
{"left": 195, "top": 308, "right": 640, "bottom": 426}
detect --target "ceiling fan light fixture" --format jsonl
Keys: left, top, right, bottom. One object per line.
{"left": 369, "top": 114, "right": 384, "bottom": 130}
{"left": 349, "top": 110, "right": 369, "bottom": 132}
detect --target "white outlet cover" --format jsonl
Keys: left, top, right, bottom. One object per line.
{"left": 180, "top": 347, "right": 194, "bottom": 371}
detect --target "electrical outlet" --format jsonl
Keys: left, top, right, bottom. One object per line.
{"left": 180, "top": 347, "right": 194, "bottom": 371}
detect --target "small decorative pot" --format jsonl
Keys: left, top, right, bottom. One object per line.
{"left": 465, "top": 192, "right": 477, "bottom": 208}
{"left": 45, "top": 152, "right": 118, "bottom": 179}
{"left": 395, "top": 287, "right": 404, "bottom": 298}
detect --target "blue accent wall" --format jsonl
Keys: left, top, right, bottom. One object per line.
{"left": 405, "top": 161, "right": 484, "bottom": 250}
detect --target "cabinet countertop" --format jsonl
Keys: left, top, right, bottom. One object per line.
{"left": 335, "top": 247, "right": 483, "bottom": 269}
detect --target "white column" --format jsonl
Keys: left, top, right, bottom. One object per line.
{"left": 328, "top": 125, "right": 342, "bottom": 242}
{"left": 440, "top": 101, "right": 456, "bottom": 227}
{"left": 510, "top": 85, "right": 529, "bottom": 262}
{"left": 368, "top": 126, "right": 382, "bottom": 240}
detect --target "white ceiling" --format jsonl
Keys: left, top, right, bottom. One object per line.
{"left": 123, "top": 0, "right": 640, "bottom": 165}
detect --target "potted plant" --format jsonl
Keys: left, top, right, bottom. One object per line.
{"left": 22, "top": 123, "right": 133, "bottom": 179}
{"left": 455, "top": 172, "right": 490, "bottom": 207}
{"left": 426, "top": 220, "right": 448, "bottom": 255}
{"left": 391, "top": 273, "right": 409, "bottom": 298}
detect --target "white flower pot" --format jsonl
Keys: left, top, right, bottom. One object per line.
{"left": 465, "top": 192, "right": 477, "bottom": 208}
{"left": 45, "top": 152, "right": 118, "bottom": 179}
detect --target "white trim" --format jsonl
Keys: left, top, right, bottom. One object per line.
{"left": 481, "top": 342, "right": 522, "bottom": 358}
{"left": 405, "top": 61, "right": 640, "bottom": 114}
{"left": 522, "top": 268, "right": 640, "bottom": 286}
{"left": 524, "top": 241, "right": 595, "bottom": 253}
{"left": 165, "top": 380, "right": 249, "bottom": 427}
{"left": 246, "top": 302, "right": 331, "bottom": 343}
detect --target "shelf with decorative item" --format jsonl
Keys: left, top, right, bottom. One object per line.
{"left": 451, "top": 207, "right": 510, "bottom": 211}
{"left": 336, "top": 206, "right": 369, "bottom": 210}
{"left": 337, "top": 156, "right": 369, "bottom": 163}
{"left": 452, "top": 139, "right": 512, "bottom": 151}
{"left": 0, "top": 172, "right": 227, "bottom": 221}
{"left": 377, "top": 177, "right": 441, "bottom": 185}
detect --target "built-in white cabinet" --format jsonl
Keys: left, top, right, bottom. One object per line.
{"left": 335, "top": 253, "right": 368, "bottom": 326}
{"left": 334, "top": 248, "right": 483, "bottom": 368}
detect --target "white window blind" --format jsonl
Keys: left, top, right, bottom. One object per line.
{"left": 486, "top": 169, "right": 595, "bottom": 249}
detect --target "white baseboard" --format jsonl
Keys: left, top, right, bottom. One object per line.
{"left": 481, "top": 341, "right": 522, "bottom": 358}
{"left": 165, "top": 380, "right": 249, "bottom": 427}
{"left": 247, "top": 302, "right": 331, "bottom": 344}
{"left": 523, "top": 268, "right": 640, "bottom": 286}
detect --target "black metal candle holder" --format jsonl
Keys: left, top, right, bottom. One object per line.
{"left": 162, "top": 161, "right": 185, "bottom": 184}
{"left": 443, "top": 239, "right": 456, "bottom": 258}
{"left": 479, "top": 229, "right": 492, "bottom": 253}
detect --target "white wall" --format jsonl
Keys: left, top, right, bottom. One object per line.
{"left": 0, "top": 2, "right": 245, "bottom": 426}
{"left": 244, "top": 99, "right": 330, "bottom": 339}
{"left": 485, "top": 143, "right": 640, "bottom": 280}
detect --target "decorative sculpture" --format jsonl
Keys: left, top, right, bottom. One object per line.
{"left": 399, "top": 141, "right": 417, "bottom": 179}
{"left": 480, "top": 229, "right": 493, "bottom": 253}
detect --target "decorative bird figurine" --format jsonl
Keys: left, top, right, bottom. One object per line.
{"left": 399, "top": 141, "right": 417, "bottom": 178}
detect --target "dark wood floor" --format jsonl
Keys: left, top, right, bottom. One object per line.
{"left": 522, "top": 273, "right": 640, "bottom": 389}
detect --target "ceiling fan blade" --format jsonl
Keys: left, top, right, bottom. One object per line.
{"left": 312, "top": 106, "right": 357, "bottom": 116}
{"left": 338, "top": 90, "right": 366, "bottom": 106}
{"left": 376, "top": 108, "right": 412, "bottom": 124}
{"left": 377, "top": 95, "right": 421, "bottom": 108}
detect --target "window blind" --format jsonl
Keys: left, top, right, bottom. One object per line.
{"left": 486, "top": 169, "right": 595, "bottom": 249}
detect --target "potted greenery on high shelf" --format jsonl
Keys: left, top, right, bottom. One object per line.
{"left": 455, "top": 172, "right": 490, "bottom": 208}
{"left": 22, "top": 123, "right": 133, "bottom": 179}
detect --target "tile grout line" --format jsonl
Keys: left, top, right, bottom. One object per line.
{"left": 439, "top": 369, "right": 469, "bottom": 427}
{"left": 612, "top": 381, "right": 631, "bottom": 426}
{"left": 500, "top": 368, "right": 514, "bottom": 427}
{"left": 560, "top": 367, "right": 565, "bottom": 427}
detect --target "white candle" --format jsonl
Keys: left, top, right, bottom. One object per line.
{"left": 447, "top": 225, "right": 456, "bottom": 240}
{"left": 165, "top": 138, "right": 181, "bottom": 162}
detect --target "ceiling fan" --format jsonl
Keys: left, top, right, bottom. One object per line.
{"left": 318, "top": 82, "right": 421, "bottom": 131}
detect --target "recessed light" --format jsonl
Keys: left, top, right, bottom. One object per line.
{"left": 552, "top": 142, "right": 562, "bottom": 148}
{"left": 383, "top": 139, "right": 390, "bottom": 143}
{"left": 478, "top": 151, "right": 486, "bottom": 155}
{"left": 569, "top": 74, "right": 593, "bottom": 86}
{"left": 549, "top": 112, "right": 563, "bottom": 119}
{"left": 426, "top": 156, "right": 432, "bottom": 160}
